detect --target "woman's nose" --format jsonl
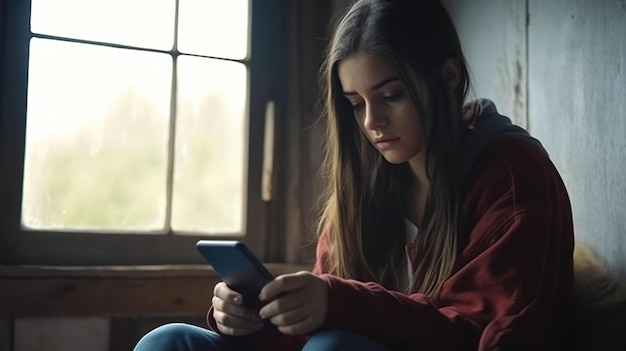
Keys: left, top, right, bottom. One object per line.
{"left": 363, "top": 104, "right": 388, "bottom": 130}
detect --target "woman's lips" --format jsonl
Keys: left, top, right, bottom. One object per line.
{"left": 375, "top": 137, "right": 400, "bottom": 150}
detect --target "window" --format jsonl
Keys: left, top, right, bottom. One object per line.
{"left": 0, "top": 0, "right": 289, "bottom": 265}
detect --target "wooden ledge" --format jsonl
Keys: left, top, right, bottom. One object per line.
{"left": 0, "top": 264, "right": 311, "bottom": 318}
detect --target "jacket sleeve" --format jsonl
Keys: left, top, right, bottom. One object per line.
{"left": 316, "top": 141, "right": 575, "bottom": 351}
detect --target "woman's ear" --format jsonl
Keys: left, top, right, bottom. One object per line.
{"left": 442, "top": 58, "right": 462, "bottom": 91}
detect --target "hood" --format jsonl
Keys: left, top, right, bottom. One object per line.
{"left": 460, "top": 99, "right": 545, "bottom": 177}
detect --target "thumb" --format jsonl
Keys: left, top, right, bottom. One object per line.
{"left": 259, "top": 272, "right": 308, "bottom": 301}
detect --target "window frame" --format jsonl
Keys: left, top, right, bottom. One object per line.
{"left": 0, "top": 0, "right": 289, "bottom": 265}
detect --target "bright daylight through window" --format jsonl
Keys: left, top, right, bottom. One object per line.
{"left": 22, "top": 0, "right": 250, "bottom": 235}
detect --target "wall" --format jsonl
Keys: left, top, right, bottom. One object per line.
{"left": 444, "top": 0, "right": 626, "bottom": 279}
{"left": 442, "top": 0, "right": 528, "bottom": 127}
{"left": 528, "top": 0, "right": 626, "bottom": 278}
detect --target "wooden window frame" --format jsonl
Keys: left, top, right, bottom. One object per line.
{"left": 0, "top": 0, "right": 289, "bottom": 265}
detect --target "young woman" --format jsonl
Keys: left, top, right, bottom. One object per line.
{"left": 134, "top": 0, "right": 575, "bottom": 350}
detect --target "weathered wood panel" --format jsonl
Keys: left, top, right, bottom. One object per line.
{"left": 0, "top": 264, "right": 310, "bottom": 317}
{"left": 528, "top": 0, "right": 626, "bottom": 278}
{"left": 14, "top": 318, "right": 109, "bottom": 351}
{"left": 442, "top": 0, "right": 528, "bottom": 127}
{"left": 0, "top": 319, "right": 11, "bottom": 351}
{"left": 282, "top": 0, "right": 334, "bottom": 265}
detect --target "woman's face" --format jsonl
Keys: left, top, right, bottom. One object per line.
{"left": 337, "top": 52, "right": 425, "bottom": 165}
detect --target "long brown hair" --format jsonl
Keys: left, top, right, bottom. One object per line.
{"left": 317, "top": 0, "right": 470, "bottom": 295}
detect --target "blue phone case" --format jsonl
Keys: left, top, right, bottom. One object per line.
{"left": 196, "top": 240, "right": 274, "bottom": 309}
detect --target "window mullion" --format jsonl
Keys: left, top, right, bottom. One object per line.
{"left": 164, "top": 0, "right": 182, "bottom": 234}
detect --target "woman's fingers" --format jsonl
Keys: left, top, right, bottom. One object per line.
{"left": 214, "top": 282, "right": 242, "bottom": 305}
{"left": 211, "top": 296, "right": 260, "bottom": 321}
{"left": 212, "top": 281, "right": 264, "bottom": 336}
{"left": 214, "top": 310, "right": 264, "bottom": 336}
{"left": 268, "top": 303, "right": 309, "bottom": 327}
{"left": 258, "top": 272, "right": 329, "bottom": 335}
{"left": 277, "top": 315, "right": 317, "bottom": 335}
{"left": 259, "top": 287, "right": 307, "bottom": 319}
{"left": 260, "top": 271, "right": 309, "bottom": 301}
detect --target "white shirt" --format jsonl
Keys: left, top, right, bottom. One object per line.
{"left": 403, "top": 218, "right": 419, "bottom": 291}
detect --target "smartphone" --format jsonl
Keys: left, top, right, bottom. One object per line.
{"left": 196, "top": 240, "right": 274, "bottom": 309}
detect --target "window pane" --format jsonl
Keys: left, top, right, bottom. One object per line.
{"left": 31, "top": 0, "right": 176, "bottom": 50}
{"left": 178, "top": 0, "right": 249, "bottom": 60}
{"left": 173, "top": 56, "right": 247, "bottom": 234}
{"left": 22, "top": 38, "right": 172, "bottom": 231}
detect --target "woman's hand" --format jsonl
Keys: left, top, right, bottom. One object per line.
{"left": 212, "top": 282, "right": 265, "bottom": 336}
{"left": 259, "top": 271, "right": 329, "bottom": 335}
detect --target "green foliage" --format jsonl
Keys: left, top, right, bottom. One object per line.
{"left": 22, "top": 88, "right": 244, "bottom": 234}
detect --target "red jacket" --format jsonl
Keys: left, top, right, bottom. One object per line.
{"left": 208, "top": 137, "right": 575, "bottom": 350}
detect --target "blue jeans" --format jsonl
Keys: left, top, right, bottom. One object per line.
{"left": 134, "top": 323, "right": 392, "bottom": 351}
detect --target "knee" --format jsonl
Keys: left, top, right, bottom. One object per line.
{"left": 302, "top": 330, "right": 390, "bottom": 351}
{"left": 133, "top": 323, "right": 213, "bottom": 351}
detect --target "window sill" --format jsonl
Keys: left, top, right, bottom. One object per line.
{"left": 0, "top": 264, "right": 311, "bottom": 318}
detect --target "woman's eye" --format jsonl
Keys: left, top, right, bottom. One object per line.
{"left": 351, "top": 102, "right": 364, "bottom": 112}
{"left": 383, "top": 91, "right": 404, "bottom": 101}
